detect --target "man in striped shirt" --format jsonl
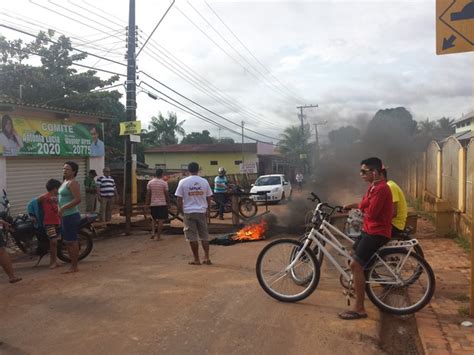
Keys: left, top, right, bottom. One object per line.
{"left": 146, "top": 169, "right": 170, "bottom": 241}
{"left": 96, "top": 167, "right": 117, "bottom": 222}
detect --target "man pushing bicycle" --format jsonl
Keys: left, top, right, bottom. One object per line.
{"left": 341, "top": 157, "right": 393, "bottom": 320}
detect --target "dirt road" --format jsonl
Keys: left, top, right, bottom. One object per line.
{"left": 1, "top": 203, "right": 384, "bottom": 354}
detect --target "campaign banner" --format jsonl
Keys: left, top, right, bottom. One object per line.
{"left": 0, "top": 114, "right": 105, "bottom": 157}
{"left": 119, "top": 120, "right": 141, "bottom": 135}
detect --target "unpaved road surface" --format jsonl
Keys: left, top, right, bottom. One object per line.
{"left": 1, "top": 203, "right": 384, "bottom": 355}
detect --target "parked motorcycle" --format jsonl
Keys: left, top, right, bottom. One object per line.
{"left": 210, "top": 185, "right": 258, "bottom": 219}
{"left": 0, "top": 190, "right": 95, "bottom": 264}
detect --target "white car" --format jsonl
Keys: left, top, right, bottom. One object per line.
{"left": 250, "top": 174, "right": 292, "bottom": 203}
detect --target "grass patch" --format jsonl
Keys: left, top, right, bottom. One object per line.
{"left": 417, "top": 211, "right": 435, "bottom": 223}
{"left": 453, "top": 294, "right": 470, "bottom": 303}
{"left": 413, "top": 197, "right": 423, "bottom": 211}
{"left": 458, "top": 305, "right": 470, "bottom": 317}
{"left": 452, "top": 233, "right": 471, "bottom": 253}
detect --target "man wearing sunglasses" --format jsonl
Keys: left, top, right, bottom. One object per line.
{"left": 341, "top": 157, "right": 393, "bottom": 320}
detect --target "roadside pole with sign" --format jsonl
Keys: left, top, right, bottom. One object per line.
{"left": 436, "top": 0, "right": 474, "bottom": 315}
{"left": 120, "top": 121, "right": 141, "bottom": 213}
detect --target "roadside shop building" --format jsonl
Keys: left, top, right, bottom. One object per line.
{"left": 0, "top": 100, "right": 108, "bottom": 214}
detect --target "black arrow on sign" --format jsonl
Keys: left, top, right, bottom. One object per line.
{"left": 442, "top": 35, "right": 456, "bottom": 50}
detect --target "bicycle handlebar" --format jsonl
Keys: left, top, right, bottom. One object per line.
{"left": 307, "top": 192, "right": 321, "bottom": 202}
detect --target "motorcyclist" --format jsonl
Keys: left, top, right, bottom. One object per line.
{"left": 214, "top": 167, "right": 228, "bottom": 220}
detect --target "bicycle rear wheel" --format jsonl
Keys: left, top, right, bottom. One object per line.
{"left": 365, "top": 250, "right": 435, "bottom": 315}
{"left": 256, "top": 238, "right": 320, "bottom": 302}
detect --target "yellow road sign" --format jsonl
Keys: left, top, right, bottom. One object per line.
{"left": 437, "top": 0, "right": 474, "bottom": 55}
{"left": 119, "top": 121, "right": 141, "bottom": 135}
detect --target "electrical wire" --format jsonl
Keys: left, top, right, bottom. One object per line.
{"left": 186, "top": 0, "right": 300, "bottom": 103}
{"left": 174, "top": 2, "right": 294, "bottom": 104}
{"left": 35, "top": 2, "right": 290, "bottom": 129}
{"left": 141, "top": 72, "right": 280, "bottom": 141}
{"left": 1, "top": 43, "right": 277, "bottom": 143}
{"left": 204, "top": 0, "right": 304, "bottom": 102}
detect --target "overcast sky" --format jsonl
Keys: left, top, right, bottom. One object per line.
{"left": 1, "top": 0, "right": 472, "bottom": 143}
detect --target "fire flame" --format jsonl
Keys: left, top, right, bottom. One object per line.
{"left": 233, "top": 220, "right": 267, "bottom": 241}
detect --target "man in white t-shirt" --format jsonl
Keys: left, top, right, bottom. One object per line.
{"left": 175, "top": 162, "right": 213, "bottom": 265}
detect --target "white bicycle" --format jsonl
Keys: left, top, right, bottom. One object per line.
{"left": 256, "top": 194, "right": 435, "bottom": 315}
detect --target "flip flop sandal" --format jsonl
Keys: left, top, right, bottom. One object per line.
{"left": 9, "top": 278, "right": 22, "bottom": 284}
{"left": 188, "top": 261, "right": 201, "bottom": 265}
{"left": 203, "top": 260, "right": 212, "bottom": 265}
{"left": 338, "top": 311, "right": 368, "bottom": 320}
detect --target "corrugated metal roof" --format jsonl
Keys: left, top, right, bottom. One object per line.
{"left": 145, "top": 143, "right": 258, "bottom": 153}
{"left": 0, "top": 96, "right": 114, "bottom": 120}
{"left": 454, "top": 110, "right": 473, "bottom": 124}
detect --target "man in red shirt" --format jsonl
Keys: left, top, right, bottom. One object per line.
{"left": 341, "top": 157, "right": 393, "bottom": 320}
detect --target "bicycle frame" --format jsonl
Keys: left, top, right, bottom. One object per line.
{"left": 287, "top": 204, "right": 420, "bottom": 286}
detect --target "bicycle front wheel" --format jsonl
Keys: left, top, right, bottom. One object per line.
{"left": 365, "top": 250, "right": 435, "bottom": 315}
{"left": 256, "top": 238, "right": 320, "bottom": 302}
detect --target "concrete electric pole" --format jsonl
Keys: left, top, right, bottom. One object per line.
{"left": 296, "top": 104, "right": 318, "bottom": 173}
{"left": 124, "top": 0, "right": 137, "bottom": 234}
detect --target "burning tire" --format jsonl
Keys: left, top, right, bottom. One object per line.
{"left": 256, "top": 238, "right": 320, "bottom": 302}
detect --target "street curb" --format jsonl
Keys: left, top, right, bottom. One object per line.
{"left": 414, "top": 304, "right": 450, "bottom": 354}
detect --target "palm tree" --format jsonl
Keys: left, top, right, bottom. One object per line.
{"left": 144, "top": 112, "right": 185, "bottom": 146}
{"left": 278, "top": 124, "right": 311, "bottom": 167}
{"left": 437, "top": 117, "right": 455, "bottom": 136}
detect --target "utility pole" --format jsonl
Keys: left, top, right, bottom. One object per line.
{"left": 124, "top": 0, "right": 137, "bottom": 235}
{"left": 296, "top": 104, "right": 318, "bottom": 137}
{"left": 296, "top": 104, "right": 318, "bottom": 173}
{"left": 241, "top": 121, "right": 245, "bottom": 164}
{"left": 312, "top": 121, "right": 327, "bottom": 166}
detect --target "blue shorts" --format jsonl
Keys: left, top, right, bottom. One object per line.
{"left": 61, "top": 213, "right": 81, "bottom": 242}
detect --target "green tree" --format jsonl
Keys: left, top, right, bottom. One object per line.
{"left": 328, "top": 126, "right": 360, "bottom": 146}
{"left": 143, "top": 112, "right": 185, "bottom": 146}
{"left": 217, "top": 137, "right": 235, "bottom": 144}
{"left": 181, "top": 130, "right": 215, "bottom": 144}
{"left": 0, "top": 30, "right": 126, "bottom": 161}
{"left": 278, "top": 124, "right": 311, "bottom": 169}
{"left": 437, "top": 117, "right": 455, "bottom": 137}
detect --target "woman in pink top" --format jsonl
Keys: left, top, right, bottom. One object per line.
{"left": 146, "top": 169, "right": 170, "bottom": 241}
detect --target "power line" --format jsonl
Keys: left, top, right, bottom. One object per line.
{"left": 186, "top": 0, "right": 300, "bottom": 103}
{"left": 0, "top": 24, "right": 127, "bottom": 67}
{"left": 29, "top": 0, "right": 123, "bottom": 41}
{"left": 174, "top": 3, "right": 295, "bottom": 104}
{"left": 32, "top": 2, "right": 289, "bottom": 129}
{"left": 204, "top": 0, "right": 304, "bottom": 102}
{"left": 139, "top": 43, "right": 285, "bottom": 132}
{"left": 141, "top": 81, "right": 275, "bottom": 144}
{"left": 137, "top": 30, "right": 287, "bottom": 129}
{"left": 0, "top": 12, "right": 125, "bottom": 57}
{"left": 141, "top": 71, "right": 280, "bottom": 141}
{"left": 0, "top": 34, "right": 279, "bottom": 142}
{"left": 137, "top": 0, "right": 175, "bottom": 57}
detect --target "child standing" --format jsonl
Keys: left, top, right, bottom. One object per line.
{"left": 37, "top": 179, "right": 62, "bottom": 269}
